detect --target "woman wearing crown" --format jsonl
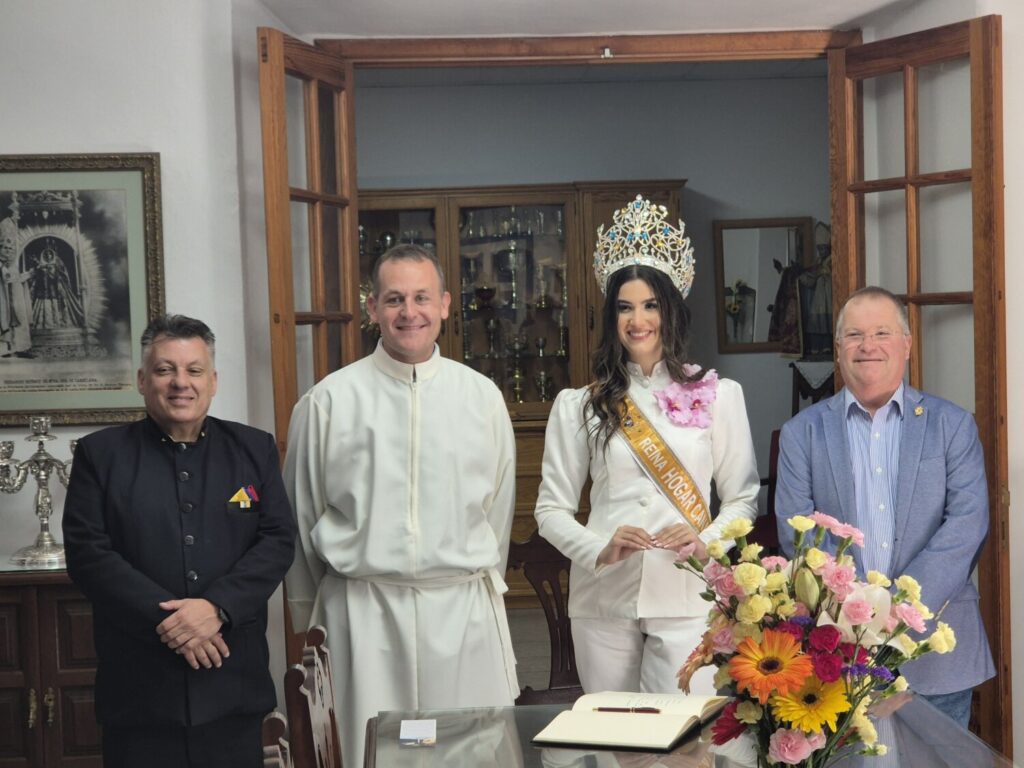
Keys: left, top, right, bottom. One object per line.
{"left": 534, "top": 197, "right": 760, "bottom": 695}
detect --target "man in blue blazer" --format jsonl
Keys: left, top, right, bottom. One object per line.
{"left": 775, "top": 286, "right": 994, "bottom": 727}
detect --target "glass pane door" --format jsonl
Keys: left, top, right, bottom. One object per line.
{"left": 456, "top": 202, "right": 571, "bottom": 407}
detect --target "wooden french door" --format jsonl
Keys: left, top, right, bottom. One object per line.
{"left": 829, "top": 16, "right": 1009, "bottom": 753}
{"left": 257, "top": 28, "right": 361, "bottom": 454}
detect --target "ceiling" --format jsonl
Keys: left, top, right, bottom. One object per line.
{"left": 260, "top": 0, "right": 911, "bottom": 39}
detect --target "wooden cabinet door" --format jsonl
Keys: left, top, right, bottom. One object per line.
{"left": 37, "top": 586, "right": 99, "bottom": 767}
{"left": 0, "top": 586, "right": 41, "bottom": 768}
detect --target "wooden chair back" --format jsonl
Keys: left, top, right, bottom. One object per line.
{"left": 751, "top": 428, "right": 782, "bottom": 554}
{"left": 262, "top": 710, "right": 293, "bottom": 768}
{"left": 284, "top": 625, "right": 343, "bottom": 768}
{"left": 508, "top": 531, "right": 583, "bottom": 705}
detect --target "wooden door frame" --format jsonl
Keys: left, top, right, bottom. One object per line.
{"left": 828, "top": 16, "right": 1009, "bottom": 754}
{"left": 263, "top": 22, "right": 1008, "bottom": 753}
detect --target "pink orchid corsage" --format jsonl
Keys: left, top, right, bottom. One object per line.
{"left": 653, "top": 367, "right": 718, "bottom": 428}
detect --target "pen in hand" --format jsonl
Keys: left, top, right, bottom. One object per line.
{"left": 593, "top": 707, "right": 661, "bottom": 714}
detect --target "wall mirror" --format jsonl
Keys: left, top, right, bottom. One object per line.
{"left": 713, "top": 217, "right": 815, "bottom": 354}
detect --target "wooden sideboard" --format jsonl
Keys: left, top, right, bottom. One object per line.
{"left": 0, "top": 569, "right": 100, "bottom": 767}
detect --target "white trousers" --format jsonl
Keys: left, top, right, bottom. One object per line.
{"left": 572, "top": 615, "right": 716, "bottom": 694}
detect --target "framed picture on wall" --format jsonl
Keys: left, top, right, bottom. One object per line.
{"left": 0, "top": 153, "right": 165, "bottom": 426}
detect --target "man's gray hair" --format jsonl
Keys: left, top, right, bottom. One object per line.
{"left": 371, "top": 243, "right": 446, "bottom": 296}
{"left": 835, "top": 286, "right": 910, "bottom": 340}
{"left": 140, "top": 314, "right": 216, "bottom": 362}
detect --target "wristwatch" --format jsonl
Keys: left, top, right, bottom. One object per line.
{"left": 215, "top": 605, "right": 231, "bottom": 628}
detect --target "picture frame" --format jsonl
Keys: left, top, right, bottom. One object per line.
{"left": 0, "top": 153, "right": 165, "bottom": 426}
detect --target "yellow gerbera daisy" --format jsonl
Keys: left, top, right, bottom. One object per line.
{"left": 729, "top": 628, "right": 814, "bottom": 704}
{"left": 771, "top": 675, "right": 851, "bottom": 732}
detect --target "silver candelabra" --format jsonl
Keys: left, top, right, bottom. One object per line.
{"left": 0, "top": 416, "right": 76, "bottom": 568}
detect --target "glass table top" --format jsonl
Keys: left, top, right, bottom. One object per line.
{"left": 367, "top": 695, "right": 1015, "bottom": 768}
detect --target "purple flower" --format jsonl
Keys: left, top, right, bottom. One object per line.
{"left": 789, "top": 615, "right": 814, "bottom": 627}
{"left": 843, "top": 663, "right": 871, "bottom": 678}
{"left": 870, "top": 667, "right": 895, "bottom": 683}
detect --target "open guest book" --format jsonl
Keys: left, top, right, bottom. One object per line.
{"left": 532, "top": 691, "right": 728, "bottom": 751}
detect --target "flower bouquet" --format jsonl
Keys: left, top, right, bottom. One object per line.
{"left": 674, "top": 513, "right": 956, "bottom": 767}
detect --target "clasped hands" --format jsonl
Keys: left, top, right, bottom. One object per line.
{"left": 597, "top": 523, "right": 707, "bottom": 567}
{"left": 156, "top": 598, "right": 230, "bottom": 670}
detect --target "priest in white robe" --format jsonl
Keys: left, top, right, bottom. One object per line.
{"left": 284, "top": 244, "right": 519, "bottom": 768}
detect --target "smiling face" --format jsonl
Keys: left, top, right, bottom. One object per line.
{"left": 367, "top": 257, "right": 450, "bottom": 365}
{"left": 138, "top": 335, "right": 217, "bottom": 442}
{"left": 836, "top": 294, "right": 911, "bottom": 414}
{"left": 615, "top": 278, "right": 663, "bottom": 374}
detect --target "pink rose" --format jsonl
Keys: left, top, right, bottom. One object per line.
{"left": 769, "top": 729, "right": 817, "bottom": 764}
{"left": 841, "top": 595, "right": 875, "bottom": 625}
{"left": 894, "top": 602, "right": 927, "bottom": 633}
{"left": 761, "top": 555, "right": 790, "bottom": 571}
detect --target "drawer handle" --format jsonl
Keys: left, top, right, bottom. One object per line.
{"left": 44, "top": 687, "right": 56, "bottom": 726}
{"left": 27, "top": 688, "right": 37, "bottom": 729}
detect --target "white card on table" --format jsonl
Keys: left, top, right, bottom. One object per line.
{"left": 399, "top": 718, "right": 437, "bottom": 747}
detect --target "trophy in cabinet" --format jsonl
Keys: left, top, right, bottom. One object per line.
{"left": 498, "top": 241, "right": 522, "bottom": 310}
{"left": 484, "top": 317, "right": 500, "bottom": 359}
{"left": 535, "top": 370, "right": 552, "bottom": 402}
{"left": 505, "top": 334, "right": 528, "bottom": 402}
{"left": 535, "top": 267, "right": 549, "bottom": 310}
{"left": 534, "top": 336, "right": 547, "bottom": 359}
{"left": 555, "top": 309, "right": 570, "bottom": 357}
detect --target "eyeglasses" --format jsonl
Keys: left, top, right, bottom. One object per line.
{"left": 838, "top": 330, "right": 903, "bottom": 347}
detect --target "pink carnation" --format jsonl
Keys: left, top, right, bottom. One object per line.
{"left": 769, "top": 729, "right": 818, "bottom": 764}
{"left": 711, "top": 625, "right": 737, "bottom": 654}
{"left": 704, "top": 561, "right": 746, "bottom": 599}
{"left": 761, "top": 555, "right": 790, "bottom": 571}
{"left": 832, "top": 522, "right": 865, "bottom": 547}
{"left": 810, "top": 511, "right": 842, "bottom": 531}
{"left": 820, "top": 561, "right": 856, "bottom": 601}
{"left": 894, "top": 602, "right": 927, "bottom": 633}
{"left": 841, "top": 595, "right": 875, "bottom": 625}
{"left": 807, "top": 732, "right": 826, "bottom": 750}
{"left": 810, "top": 512, "right": 865, "bottom": 547}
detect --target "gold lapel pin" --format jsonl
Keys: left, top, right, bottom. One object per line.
{"left": 914, "top": 405, "right": 924, "bottom": 416}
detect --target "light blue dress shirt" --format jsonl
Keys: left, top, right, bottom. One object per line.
{"left": 844, "top": 383, "right": 903, "bottom": 576}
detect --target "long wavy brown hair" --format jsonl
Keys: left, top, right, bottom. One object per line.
{"left": 584, "top": 265, "right": 703, "bottom": 449}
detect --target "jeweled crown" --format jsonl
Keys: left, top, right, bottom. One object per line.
{"left": 592, "top": 195, "right": 695, "bottom": 297}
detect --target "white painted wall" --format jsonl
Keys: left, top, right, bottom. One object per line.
{"left": 858, "top": 0, "right": 1024, "bottom": 750}
{"left": 0, "top": 0, "right": 294, "bottom": 711}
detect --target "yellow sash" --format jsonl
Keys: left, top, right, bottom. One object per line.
{"left": 620, "top": 396, "right": 711, "bottom": 532}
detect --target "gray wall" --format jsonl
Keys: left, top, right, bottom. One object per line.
{"left": 354, "top": 68, "right": 831, "bottom": 501}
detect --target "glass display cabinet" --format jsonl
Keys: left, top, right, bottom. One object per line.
{"left": 449, "top": 192, "right": 579, "bottom": 416}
